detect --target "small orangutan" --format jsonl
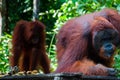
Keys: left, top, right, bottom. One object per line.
{"left": 9, "top": 20, "right": 50, "bottom": 74}
{"left": 55, "top": 8, "right": 120, "bottom": 76}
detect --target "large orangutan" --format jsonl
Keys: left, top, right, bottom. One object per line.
{"left": 55, "top": 8, "right": 120, "bottom": 76}
{"left": 9, "top": 20, "right": 50, "bottom": 73}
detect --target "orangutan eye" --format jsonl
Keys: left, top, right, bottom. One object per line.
{"left": 30, "top": 28, "right": 33, "bottom": 31}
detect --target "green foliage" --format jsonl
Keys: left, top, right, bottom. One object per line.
{"left": 113, "top": 49, "right": 120, "bottom": 77}
{"left": 6, "top": 0, "right": 33, "bottom": 34}
{"left": 54, "top": 0, "right": 120, "bottom": 31}
{"left": 114, "top": 55, "right": 120, "bottom": 77}
{"left": 0, "top": 34, "right": 12, "bottom": 73}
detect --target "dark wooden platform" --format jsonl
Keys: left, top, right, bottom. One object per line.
{"left": 0, "top": 73, "right": 120, "bottom": 80}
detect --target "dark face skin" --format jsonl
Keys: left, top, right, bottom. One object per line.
{"left": 93, "top": 29, "right": 120, "bottom": 59}
{"left": 25, "top": 25, "right": 42, "bottom": 45}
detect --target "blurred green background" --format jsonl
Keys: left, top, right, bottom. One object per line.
{"left": 1, "top": 0, "right": 120, "bottom": 76}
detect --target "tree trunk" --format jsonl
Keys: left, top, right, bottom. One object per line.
{"left": 0, "top": 0, "right": 2, "bottom": 36}
{"left": 33, "top": 0, "right": 40, "bottom": 21}
{"left": 2, "top": 0, "right": 9, "bottom": 34}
